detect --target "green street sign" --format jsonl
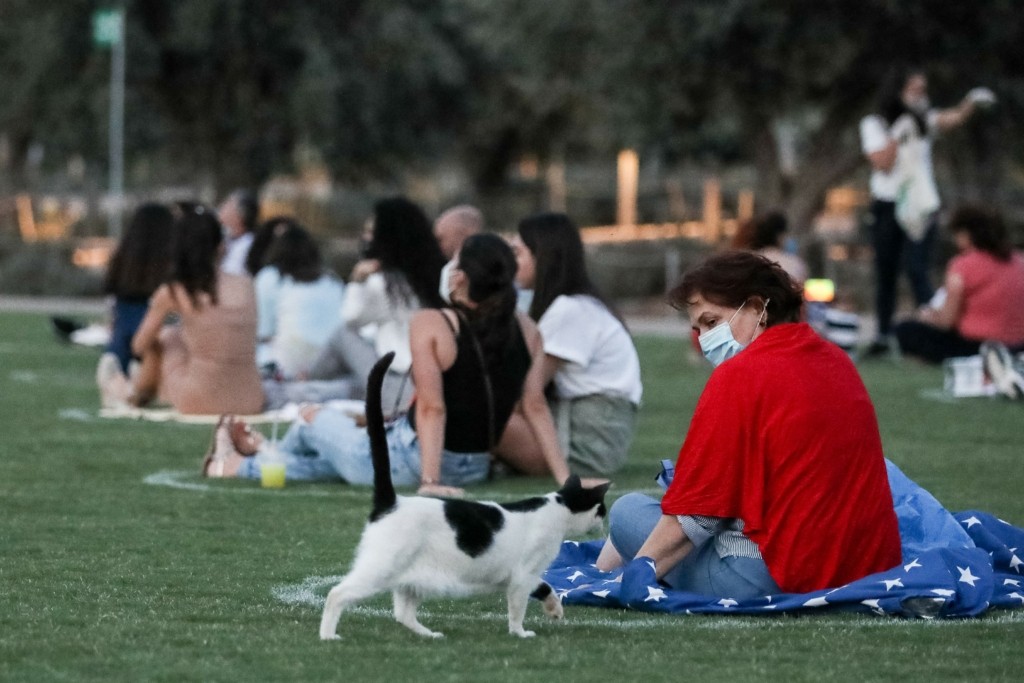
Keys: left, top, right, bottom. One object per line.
{"left": 92, "top": 9, "right": 123, "bottom": 47}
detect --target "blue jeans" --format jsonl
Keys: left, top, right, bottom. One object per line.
{"left": 107, "top": 298, "right": 148, "bottom": 373}
{"left": 607, "top": 492, "right": 780, "bottom": 599}
{"left": 870, "top": 199, "right": 936, "bottom": 338}
{"left": 236, "top": 409, "right": 491, "bottom": 486}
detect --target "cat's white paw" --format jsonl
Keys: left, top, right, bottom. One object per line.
{"left": 510, "top": 628, "right": 536, "bottom": 638}
{"left": 424, "top": 630, "right": 444, "bottom": 639}
{"left": 319, "top": 633, "right": 341, "bottom": 641}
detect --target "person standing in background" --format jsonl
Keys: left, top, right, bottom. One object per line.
{"left": 859, "top": 68, "right": 995, "bottom": 357}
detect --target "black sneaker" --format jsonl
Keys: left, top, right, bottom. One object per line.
{"left": 50, "top": 316, "right": 84, "bottom": 343}
{"left": 981, "top": 341, "right": 1024, "bottom": 400}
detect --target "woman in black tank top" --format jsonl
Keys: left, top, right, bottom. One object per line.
{"left": 411, "top": 232, "right": 573, "bottom": 496}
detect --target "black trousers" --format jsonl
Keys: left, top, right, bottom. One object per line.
{"left": 870, "top": 199, "right": 936, "bottom": 338}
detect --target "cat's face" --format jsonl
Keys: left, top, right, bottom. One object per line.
{"left": 556, "top": 475, "right": 611, "bottom": 535}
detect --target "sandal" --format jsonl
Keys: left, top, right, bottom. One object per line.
{"left": 202, "top": 415, "right": 235, "bottom": 477}
{"left": 227, "top": 417, "right": 262, "bottom": 456}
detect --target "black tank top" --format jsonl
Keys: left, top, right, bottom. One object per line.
{"left": 409, "top": 311, "right": 531, "bottom": 453}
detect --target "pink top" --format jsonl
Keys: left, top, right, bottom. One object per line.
{"left": 949, "top": 250, "right": 1024, "bottom": 345}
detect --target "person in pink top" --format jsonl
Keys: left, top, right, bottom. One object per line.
{"left": 895, "top": 205, "right": 1024, "bottom": 363}
{"left": 100, "top": 202, "right": 266, "bottom": 415}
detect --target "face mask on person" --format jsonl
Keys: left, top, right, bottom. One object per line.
{"left": 698, "top": 298, "right": 770, "bottom": 367}
{"left": 438, "top": 260, "right": 456, "bottom": 304}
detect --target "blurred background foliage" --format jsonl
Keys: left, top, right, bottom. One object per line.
{"left": 1, "top": 1, "right": 1022, "bottom": 247}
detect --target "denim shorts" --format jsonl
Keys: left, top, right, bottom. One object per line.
{"left": 607, "top": 492, "right": 780, "bottom": 599}
{"left": 238, "top": 409, "right": 491, "bottom": 487}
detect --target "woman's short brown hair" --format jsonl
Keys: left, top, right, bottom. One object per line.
{"left": 668, "top": 250, "right": 803, "bottom": 326}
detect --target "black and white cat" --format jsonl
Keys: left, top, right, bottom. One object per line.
{"left": 319, "top": 352, "right": 610, "bottom": 640}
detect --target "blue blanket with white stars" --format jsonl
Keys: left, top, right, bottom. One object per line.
{"left": 543, "top": 461, "right": 1023, "bottom": 618}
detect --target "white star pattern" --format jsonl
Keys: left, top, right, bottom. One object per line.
{"left": 1009, "top": 554, "right": 1022, "bottom": 574}
{"left": 957, "top": 566, "right": 980, "bottom": 587}
{"left": 604, "top": 574, "right": 623, "bottom": 584}
{"left": 566, "top": 570, "right": 585, "bottom": 582}
{"left": 718, "top": 598, "right": 738, "bottom": 608}
{"left": 762, "top": 605, "right": 778, "bottom": 610}
{"left": 591, "top": 590, "right": 610, "bottom": 598}
{"left": 644, "top": 586, "right": 666, "bottom": 602}
{"left": 931, "top": 589, "right": 956, "bottom": 597}
{"left": 645, "top": 560, "right": 657, "bottom": 572}
{"left": 1008, "top": 592, "right": 1024, "bottom": 604}
{"left": 1004, "top": 578, "right": 1021, "bottom": 587}
{"left": 962, "top": 516, "right": 982, "bottom": 528}
{"left": 803, "top": 596, "right": 829, "bottom": 607}
{"left": 555, "top": 589, "right": 572, "bottom": 600}
{"left": 903, "top": 559, "right": 922, "bottom": 572}
{"left": 861, "top": 598, "right": 885, "bottom": 615}
{"left": 882, "top": 578, "right": 904, "bottom": 591}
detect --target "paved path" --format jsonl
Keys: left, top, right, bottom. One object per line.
{"left": 0, "top": 295, "right": 691, "bottom": 338}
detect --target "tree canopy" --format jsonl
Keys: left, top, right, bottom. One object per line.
{"left": 1, "top": 0, "right": 1022, "bottom": 226}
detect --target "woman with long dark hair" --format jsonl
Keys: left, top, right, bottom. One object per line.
{"left": 100, "top": 204, "right": 176, "bottom": 368}
{"left": 95, "top": 203, "right": 176, "bottom": 407}
{"left": 121, "top": 202, "right": 264, "bottom": 415}
{"left": 508, "top": 212, "right": 642, "bottom": 477}
{"left": 309, "top": 197, "right": 446, "bottom": 411}
{"left": 204, "top": 234, "right": 574, "bottom": 496}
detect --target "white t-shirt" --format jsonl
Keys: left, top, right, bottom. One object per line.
{"left": 341, "top": 271, "right": 418, "bottom": 373}
{"left": 220, "top": 232, "right": 254, "bottom": 275}
{"left": 537, "top": 294, "right": 643, "bottom": 404}
{"left": 859, "top": 112, "right": 938, "bottom": 201}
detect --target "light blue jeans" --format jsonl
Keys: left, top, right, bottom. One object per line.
{"left": 607, "top": 492, "right": 780, "bottom": 599}
{"left": 236, "top": 409, "right": 491, "bottom": 486}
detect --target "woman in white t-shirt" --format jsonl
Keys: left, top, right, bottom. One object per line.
{"left": 507, "top": 212, "right": 642, "bottom": 477}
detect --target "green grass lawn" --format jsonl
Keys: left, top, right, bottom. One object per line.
{"left": 2, "top": 310, "right": 1021, "bottom": 682}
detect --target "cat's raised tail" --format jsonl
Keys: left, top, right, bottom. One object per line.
{"left": 366, "top": 351, "right": 396, "bottom": 521}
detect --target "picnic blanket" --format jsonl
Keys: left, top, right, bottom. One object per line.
{"left": 544, "top": 460, "right": 1024, "bottom": 618}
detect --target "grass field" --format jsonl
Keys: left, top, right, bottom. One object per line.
{"left": 2, "top": 309, "right": 1022, "bottom": 682}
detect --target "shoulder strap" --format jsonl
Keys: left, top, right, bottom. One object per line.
{"left": 438, "top": 308, "right": 459, "bottom": 341}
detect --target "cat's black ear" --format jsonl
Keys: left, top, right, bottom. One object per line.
{"left": 591, "top": 481, "right": 612, "bottom": 499}
{"left": 559, "top": 474, "right": 582, "bottom": 493}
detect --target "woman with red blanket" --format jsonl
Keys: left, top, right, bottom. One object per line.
{"left": 595, "top": 251, "right": 901, "bottom": 597}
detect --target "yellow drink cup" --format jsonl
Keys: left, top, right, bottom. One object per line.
{"left": 260, "top": 462, "right": 286, "bottom": 489}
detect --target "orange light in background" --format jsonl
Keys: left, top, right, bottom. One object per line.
{"left": 72, "top": 239, "right": 114, "bottom": 270}
{"left": 804, "top": 278, "right": 836, "bottom": 303}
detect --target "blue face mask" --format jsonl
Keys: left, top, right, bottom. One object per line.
{"left": 697, "top": 299, "right": 769, "bottom": 367}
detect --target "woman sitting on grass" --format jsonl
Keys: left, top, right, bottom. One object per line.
{"left": 595, "top": 251, "right": 901, "bottom": 598}
{"left": 95, "top": 202, "right": 176, "bottom": 406}
{"left": 895, "top": 205, "right": 1024, "bottom": 364}
{"left": 204, "top": 233, "right": 576, "bottom": 497}
{"left": 508, "top": 212, "right": 642, "bottom": 477}
{"left": 104, "top": 202, "right": 265, "bottom": 415}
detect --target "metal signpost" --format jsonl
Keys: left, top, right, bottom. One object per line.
{"left": 93, "top": 8, "right": 125, "bottom": 239}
